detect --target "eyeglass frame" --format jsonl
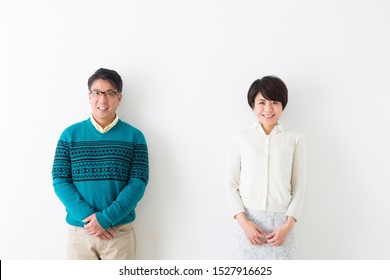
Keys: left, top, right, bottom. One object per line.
{"left": 89, "top": 89, "right": 120, "bottom": 98}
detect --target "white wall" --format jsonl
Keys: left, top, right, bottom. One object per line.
{"left": 1, "top": 0, "right": 389, "bottom": 259}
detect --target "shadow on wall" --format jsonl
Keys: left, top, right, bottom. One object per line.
{"left": 116, "top": 77, "right": 183, "bottom": 259}
{"left": 133, "top": 130, "right": 179, "bottom": 259}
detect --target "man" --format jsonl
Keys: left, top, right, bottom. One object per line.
{"left": 52, "top": 68, "right": 149, "bottom": 259}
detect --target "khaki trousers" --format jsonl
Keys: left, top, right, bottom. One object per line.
{"left": 66, "top": 223, "right": 136, "bottom": 260}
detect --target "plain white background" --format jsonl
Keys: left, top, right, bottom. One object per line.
{"left": 0, "top": 0, "right": 389, "bottom": 259}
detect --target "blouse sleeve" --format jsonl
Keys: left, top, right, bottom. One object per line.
{"left": 286, "top": 134, "right": 307, "bottom": 221}
{"left": 226, "top": 133, "right": 246, "bottom": 218}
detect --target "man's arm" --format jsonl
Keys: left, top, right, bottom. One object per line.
{"left": 52, "top": 140, "right": 95, "bottom": 222}
{"left": 95, "top": 134, "right": 149, "bottom": 230}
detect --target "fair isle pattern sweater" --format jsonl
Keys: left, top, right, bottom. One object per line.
{"left": 52, "top": 119, "right": 149, "bottom": 230}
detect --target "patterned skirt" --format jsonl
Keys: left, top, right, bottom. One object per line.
{"left": 232, "top": 208, "right": 296, "bottom": 260}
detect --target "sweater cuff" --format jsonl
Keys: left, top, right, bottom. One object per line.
{"left": 285, "top": 209, "right": 299, "bottom": 222}
{"left": 95, "top": 212, "right": 111, "bottom": 230}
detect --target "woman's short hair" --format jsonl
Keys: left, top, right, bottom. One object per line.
{"left": 247, "top": 75, "right": 288, "bottom": 110}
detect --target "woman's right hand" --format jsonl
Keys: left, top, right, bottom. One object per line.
{"left": 235, "top": 212, "right": 267, "bottom": 245}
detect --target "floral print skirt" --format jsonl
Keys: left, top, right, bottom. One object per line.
{"left": 232, "top": 208, "right": 296, "bottom": 260}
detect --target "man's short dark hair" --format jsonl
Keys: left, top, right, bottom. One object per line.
{"left": 88, "top": 68, "right": 123, "bottom": 93}
{"left": 247, "top": 75, "right": 288, "bottom": 110}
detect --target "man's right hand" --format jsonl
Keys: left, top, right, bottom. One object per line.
{"left": 97, "top": 228, "right": 115, "bottom": 240}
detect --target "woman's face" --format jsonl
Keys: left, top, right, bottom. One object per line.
{"left": 253, "top": 93, "right": 283, "bottom": 132}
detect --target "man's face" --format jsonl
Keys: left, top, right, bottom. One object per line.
{"left": 89, "top": 79, "right": 122, "bottom": 127}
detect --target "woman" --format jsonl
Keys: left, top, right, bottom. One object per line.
{"left": 226, "top": 76, "right": 306, "bottom": 259}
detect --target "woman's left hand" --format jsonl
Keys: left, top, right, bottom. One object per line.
{"left": 266, "top": 216, "right": 296, "bottom": 246}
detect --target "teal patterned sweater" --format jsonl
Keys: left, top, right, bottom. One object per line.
{"left": 52, "top": 119, "right": 149, "bottom": 230}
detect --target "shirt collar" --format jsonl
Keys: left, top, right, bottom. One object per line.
{"left": 253, "top": 122, "right": 284, "bottom": 136}
{"left": 90, "top": 114, "right": 119, "bottom": 134}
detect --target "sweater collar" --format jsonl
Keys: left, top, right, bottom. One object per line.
{"left": 90, "top": 114, "right": 119, "bottom": 134}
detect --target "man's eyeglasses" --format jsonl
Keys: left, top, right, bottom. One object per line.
{"left": 89, "top": 89, "right": 119, "bottom": 98}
